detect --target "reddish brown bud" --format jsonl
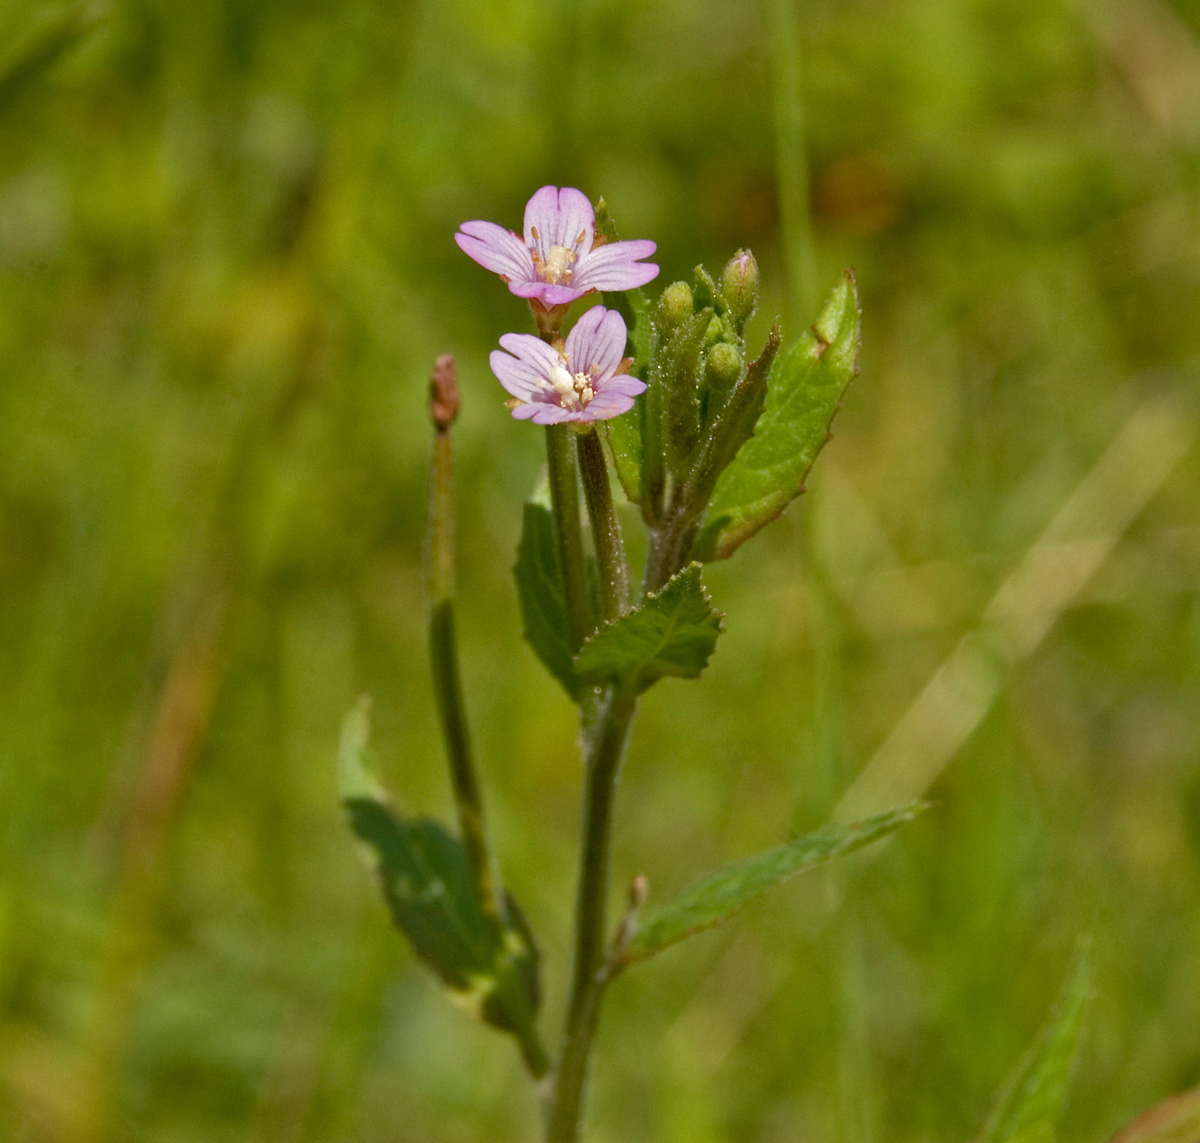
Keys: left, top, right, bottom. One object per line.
{"left": 429, "top": 354, "right": 460, "bottom": 431}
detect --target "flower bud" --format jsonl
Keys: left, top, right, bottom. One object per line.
{"left": 656, "top": 281, "right": 694, "bottom": 328}
{"left": 705, "top": 342, "right": 743, "bottom": 388}
{"left": 703, "top": 315, "right": 727, "bottom": 347}
{"left": 719, "top": 249, "right": 759, "bottom": 329}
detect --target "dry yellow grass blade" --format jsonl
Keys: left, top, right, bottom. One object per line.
{"left": 836, "top": 391, "right": 1196, "bottom": 823}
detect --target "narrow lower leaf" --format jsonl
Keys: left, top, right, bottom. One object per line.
{"left": 574, "top": 563, "right": 723, "bottom": 693}
{"left": 514, "top": 500, "right": 578, "bottom": 698}
{"left": 694, "top": 270, "right": 861, "bottom": 561}
{"left": 977, "top": 936, "right": 1095, "bottom": 1143}
{"left": 1107, "top": 1085, "right": 1200, "bottom": 1143}
{"left": 338, "top": 703, "right": 543, "bottom": 1063}
{"left": 617, "top": 803, "right": 925, "bottom": 966}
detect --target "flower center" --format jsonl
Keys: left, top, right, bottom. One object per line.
{"left": 540, "top": 244, "right": 575, "bottom": 284}
{"left": 547, "top": 362, "right": 596, "bottom": 410}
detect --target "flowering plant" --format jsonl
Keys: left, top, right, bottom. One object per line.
{"left": 338, "top": 186, "right": 914, "bottom": 1142}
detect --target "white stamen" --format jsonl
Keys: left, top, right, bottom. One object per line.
{"left": 573, "top": 371, "right": 595, "bottom": 407}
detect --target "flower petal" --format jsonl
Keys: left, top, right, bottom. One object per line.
{"left": 573, "top": 240, "right": 659, "bottom": 291}
{"left": 524, "top": 186, "right": 595, "bottom": 256}
{"left": 583, "top": 392, "right": 636, "bottom": 419}
{"left": 528, "top": 402, "right": 575, "bottom": 425}
{"left": 508, "top": 279, "right": 591, "bottom": 306}
{"left": 511, "top": 401, "right": 546, "bottom": 420}
{"left": 490, "top": 349, "right": 550, "bottom": 401}
{"left": 597, "top": 374, "right": 647, "bottom": 398}
{"left": 497, "top": 332, "right": 561, "bottom": 376}
{"left": 564, "top": 306, "right": 628, "bottom": 381}
{"left": 456, "top": 221, "right": 535, "bottom": 280}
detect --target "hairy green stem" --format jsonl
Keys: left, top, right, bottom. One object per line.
{"left": 545, "top": 424, "right": 594, "bottom": 648}
{"left": 546, "top": 686, "right": 639, "bottom": 1143}
{"left": 577, "top": 428, "right": 631, "bottom": 621}
{"left": 642, "top": 510, "right": 700, "bottom": 596}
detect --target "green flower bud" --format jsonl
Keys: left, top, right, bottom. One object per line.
{"left": 705, "top": 342, "right": 743, "bottom": 388}
{"left": 656, "top": 281, "right": 694, "bottom": 328}
{"left": 719, "top": 249, "right": 759, "bottom": 328}
{"left": 703, "top": 315, "right": 726, "bottom": 346}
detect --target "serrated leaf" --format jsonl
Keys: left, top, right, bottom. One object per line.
{"left": 977, "top": 937, "right": 1094, "bottom": 1143}
{"left": 694, "top": 270, "right": 861, "bottom": 561}
{"left": 338, "top": 703, "right": 543, "bottom": 1056}
{"left": 514, "top": 500, "right": 578, "bottom": 698}
{"left": 574, "top": 563, "right": 722, "bottom": 693}
{"left": 616, "top": 803, "right": 925, "bottom": 967}
{"left": 1107, "top": 1085, "right": 1200, "bottom": 1143}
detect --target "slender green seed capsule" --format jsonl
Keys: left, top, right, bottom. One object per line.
{"left": 657, "top": 281, "right": 694, "bottom": 327}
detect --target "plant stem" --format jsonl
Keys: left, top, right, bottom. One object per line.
{"left": 546, "top": 686, "right": 639, "bottom": 1143}
{"left": 545, "top": 423, "right": 594, "bottom": 648}
{"left": 427, "top": 413, "right": 502, "bottom": 924}
{"left": 767, "top": 0, "right": 816, "bottom": 322}
{"left": 577, "top": 428, "right": 631, "bottom": 621}
{"left": 641, "top": 511, "right": 700, "bottom": 596}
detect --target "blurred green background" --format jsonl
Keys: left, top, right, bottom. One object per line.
{"left": 2, "top": 0, "right": 1199, "bottom": 1139}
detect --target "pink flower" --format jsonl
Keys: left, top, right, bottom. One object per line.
{"left": 456, "top": 186, "right": 659, "bottom": 308}
{"left": 489, "top": 306, "right": 647, "bottom": 424}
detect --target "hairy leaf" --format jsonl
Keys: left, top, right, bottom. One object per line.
{"left": 338, "top": 702, "right": 542, "bottom": 1049}
{"left": 514, "top": 500, "right": 578, "bottom": 698}
{"left": 617, "top": 804, "right": 925, "bottom": 967}
{"left": 574, "top": 563, "right": 722, "bottom": 693}
{"left": 977, "top": 937, "right": 1095, "bottom": 1143}
{"left": 694, "top": 270, "right": 860, "bottom": 561}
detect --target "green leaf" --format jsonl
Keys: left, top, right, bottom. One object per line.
{"left": 682, "top": 322, "right": 781, "bottom": 520}
{"left": 1106, "top": 1086, "right": 1200, "bottom": 1143}
{"left": 977, "top": 937, "right": 1095, "bottom": 1143}
{"left": 574, "top": 563, "right": 723, "bottom": 694}
{"left": 338, "top": 703, "right": 544, "bottom": 1061}
{"left": 694, "top": 270, "right": 861, "bottom": 561}
{"left": 617, "top": 803, "right": 925, "bottom": 967}
{"left": 513, "top": 500, "right": 578, "bottom": 698}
